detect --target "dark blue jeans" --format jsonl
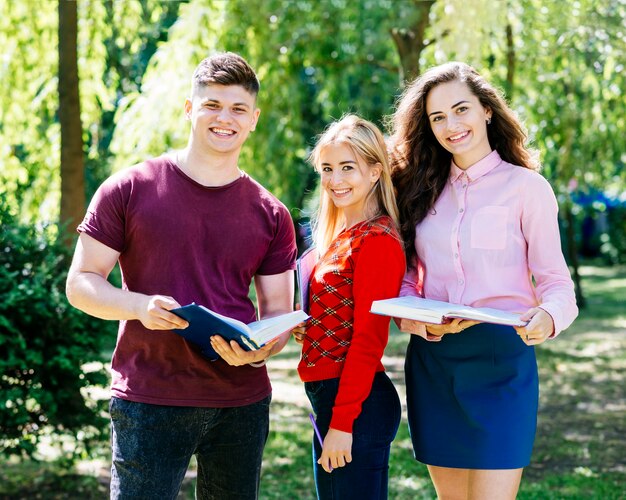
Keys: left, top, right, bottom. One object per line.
{"left": 305, "top": 372, "right": 401, "bottom": 500}
{"left": 109, "top": 395, "right": 271, "bottom": 500}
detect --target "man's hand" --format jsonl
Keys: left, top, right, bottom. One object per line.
{"left": 210, "top": 336, "right": 278, "bottom": 366}
{"left": 136, "top": 295, "right": 188, "bottom": 330}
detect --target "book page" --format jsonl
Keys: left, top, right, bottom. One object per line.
{"left": 247, "top": 310, "right": 310, "bottom": 345}
{"left": 445, "top": 304, "right": 526, "bottom": 326}
{"left": 370, "top": 296, "right": 446, "bottom": 323}
{"left": 371, "top": 296, "right": 526, "bottom": 327}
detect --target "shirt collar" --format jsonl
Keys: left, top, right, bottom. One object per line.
{"left": 449, "top": 150, "right": 502, "bottom": 183}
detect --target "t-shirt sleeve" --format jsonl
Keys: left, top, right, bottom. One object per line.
{"left": 77, "top": 172, "right": 129, "bottom": 253}
{"left": 330, "top": 234, "right": 406, "bottom": 432}
{"left": 255, "top": 204, "right": 298, "bottom": 275}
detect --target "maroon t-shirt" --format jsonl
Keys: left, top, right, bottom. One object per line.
{"left": 78, "top": 156, "right": 297, "bottom": 406}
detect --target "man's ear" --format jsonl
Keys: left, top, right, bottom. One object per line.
{"left": 250, "top": 108, "right": 261, "bottom": 132}
{"left": 184, "top": 98, "right": 192, "bottom": 120}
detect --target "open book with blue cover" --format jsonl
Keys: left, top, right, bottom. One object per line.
{"left": 370, "top": 296, "right": 527, "bottom": 327}
{"left": 171, "top": 304, "right": 309, "bottom": 361}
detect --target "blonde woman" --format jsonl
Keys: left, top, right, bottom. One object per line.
{"left": 293, "top": 115, "right": 406, "bottom": 499}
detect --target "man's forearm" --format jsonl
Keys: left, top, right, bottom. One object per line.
{"left": 66, "top": 271, "right": 145, "bottom": 321}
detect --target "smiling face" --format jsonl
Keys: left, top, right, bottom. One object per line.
{"left": 426, "top": 79, "right": 493, "bottom": 169}
{"left": 185, "top": 84, "right": 260, "bottom": 157}
{"left": 319, "top": 142, "right": 381, "bottom": 227}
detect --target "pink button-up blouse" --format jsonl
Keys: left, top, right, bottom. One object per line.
{"left": 400, "top": 150, "right": 578, "bottom": 338}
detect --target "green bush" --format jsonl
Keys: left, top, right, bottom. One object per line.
{"left": 0, "top": 202, "right": 114, "bottom": 458}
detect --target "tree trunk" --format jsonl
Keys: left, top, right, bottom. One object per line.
{"left": 390, "top": 0, "right": 436, "bottom": 84}
{"left": 563, "top": 200, "right": 586, "bottom": 308}
{"left": 552, "top": 106, "right": 586, "bottom": 308}
{"left": 58, "top": 0, "right": 85, "bottom": 248}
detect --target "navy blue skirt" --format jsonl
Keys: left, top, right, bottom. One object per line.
{"left": 405, "top": 323, "right": 538, "bottom": 469}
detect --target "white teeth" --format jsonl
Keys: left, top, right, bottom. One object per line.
{"left": 212, "top": 128, "right": 235, "bottom": 135}
{"left": 332, "top": 189, "right": 350, "bottom": 195}
{"left": 449, "top": 131, "right": 468, "bottom": 141}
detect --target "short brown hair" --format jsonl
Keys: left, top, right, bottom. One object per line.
{"left": 192, "top": 52, "right": 259, "bottom": 96}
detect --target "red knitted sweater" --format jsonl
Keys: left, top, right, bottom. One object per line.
{"left": 297, "top": 216, "right": 406, "bottom": 432}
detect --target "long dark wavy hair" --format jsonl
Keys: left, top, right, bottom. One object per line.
{"left": 388, "top": 62, "right": 539, "bottom": 267}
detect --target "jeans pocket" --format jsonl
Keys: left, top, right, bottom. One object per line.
{"left": 305, "top": 378, "right": 339, "bottom": 416}
{"left": 304, "top": 380, "right": 325, "bottom": 398}
{"left": 109, "top": 396, "right": 131, "bottom": 423}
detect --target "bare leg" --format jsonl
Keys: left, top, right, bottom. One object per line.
{"left": 427, "top": 466, "right": 523, "bottom": 500}
{"left": 427, "top": 465, "right": 469, "bottom": 500}
{"left": 468, "top": 468, "right": 523, "bottom": 500}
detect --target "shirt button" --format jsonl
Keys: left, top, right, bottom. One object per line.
{"left": 459, "top": 208, "right": 464, "bottom": 213}
{"left": 462, "top": 184, "right": 467, "bottom": 188}
{"left": 454, "top": 253, "right": 459, "bottom": 258}
{"left": 459, "top": 279, "right": 464, "bottom": 285}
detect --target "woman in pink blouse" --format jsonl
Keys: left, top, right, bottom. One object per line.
{"left": 389, "top": 62, "right": 578, "bottom": 499}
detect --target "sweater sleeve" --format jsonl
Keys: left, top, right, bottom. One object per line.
{"left": 329, "top": 234, "right": 406, "bottom": 432}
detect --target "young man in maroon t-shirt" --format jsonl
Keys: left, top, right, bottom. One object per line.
{"left": 66, "top": 53, "right": 297, "bottom": 499}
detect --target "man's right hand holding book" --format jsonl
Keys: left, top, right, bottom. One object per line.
{"left": 210, "top": 335, "right": 278, "bottom": 367}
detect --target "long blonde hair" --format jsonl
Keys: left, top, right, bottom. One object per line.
{"left": 310, "top": 114, "right": 400, "bottom": 255}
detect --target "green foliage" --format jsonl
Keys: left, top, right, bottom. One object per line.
{"left": 109, "top": 0, "right": 407, "bottom": 214}
{"left": 0, "top": 0, "right": 59, "bottom": 221}
{"left": 78, "top": 0, "right": 184, "bottom": 199}
{"left": 515, "top": 0, "right": 626, "bottom": 192}
{"left": 0, "top": 0, "right": 185, "bottom": 223}
{"left": 0, "top": 202, "right": 113, "bottom": 459}
{"left": 3, "top": 0, "right": 625, "bottom": 233}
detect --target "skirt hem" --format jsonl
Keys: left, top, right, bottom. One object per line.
{"left": 413, "top": 454, "right": 531, "bottom": 470}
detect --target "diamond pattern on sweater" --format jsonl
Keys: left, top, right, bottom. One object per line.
{"left": 301, "top": 219, "right": 395, "bottom": 366}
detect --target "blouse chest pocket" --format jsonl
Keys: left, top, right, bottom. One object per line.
{"left": 470, "top": 206, "right": 509, "bottom": 250}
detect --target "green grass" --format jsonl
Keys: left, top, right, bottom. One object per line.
{"left": 0, "top": 459, "right": 107, "bottom": 499}
{"left": 2, "top": 262, "right": 625, "bottom": 498}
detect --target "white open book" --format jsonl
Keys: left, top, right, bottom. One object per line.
{"left": 370, "top": 296, "right": 527, "bottom": 327}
